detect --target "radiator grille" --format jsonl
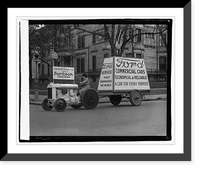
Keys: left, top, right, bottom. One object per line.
{"left": 47, "top": 88, "right": 52, "bottom": 99}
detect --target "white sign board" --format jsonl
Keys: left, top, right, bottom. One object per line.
{"left": 97, "top": 57, "right": 113, "bottom": 91}
{"left": 53, "top": 66, "right": 74, "bottom": 80}
{"left": 114, "top": 57, "right": 150, "bottom": 90}
{"left": 98, "top": 56, "right": 150, "bottom": 91}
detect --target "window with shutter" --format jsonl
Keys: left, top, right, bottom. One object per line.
{"left": 159, "top": 56, "right": 167, "bottom": 70}
{"left": 77, "top": 59, "right": 80, "bottom": 73}
{"left": 93, "top": 56, "right": 96, "bottom": 70}
{"left": 81, "top": 58, "right": 85, "bottom": 73}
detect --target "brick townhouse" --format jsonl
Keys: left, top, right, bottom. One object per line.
{"left": 33, "top": 24, "right": 167, "bottom": 90}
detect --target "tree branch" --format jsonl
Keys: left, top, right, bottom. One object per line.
{"left": 122, "top": 27, "right": 167, "bottom": 48}
{"left": 118, "top": 25, "right": 129, "bottom": 44}
{"left": 74, "top": 25, "right": 107, "bottom": 40}
{"left": 114, "top": 24, "right": 121, "bottom": 45}
{"left": 40, "top": 57, "right": 52, "bottom": 67}
{"left": 103, "top": 24, "right": 111, "bottom": 41}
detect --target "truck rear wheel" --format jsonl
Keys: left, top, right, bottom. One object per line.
{"left": 81, "top": 88, "right": 99, "bottom": 109}
{"left": 54, "top": 98, "right": 67, "bottom": 112}
{"left": 130, "top": 90, "right": 142, "bottom": 106}
{"left": 42, "top": 98, "right": 53, "bottom": 111}
{"left": 109, "top": 95, "right": 122, "bottom": 106}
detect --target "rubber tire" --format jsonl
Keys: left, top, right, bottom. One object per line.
{"left": 71, "top": 104, "right": 82, "bottom": 109}
{"left": 42, "top": 98, "right": 53, "bottom": 111}
{"left": 129, "top": 90, "right": 142, "bottom": 106}
{"left": 54, "top": 98, "right": 67, "bottom": 112}
{"left": 81, "top": 88, "right": 99, "bottom": 110}
{"left": 109, "top": 95, "right": 122, "bottom": 106}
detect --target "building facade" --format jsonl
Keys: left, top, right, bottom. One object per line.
{"left": 32, "top": 24, "right": 167, "bottom": 89}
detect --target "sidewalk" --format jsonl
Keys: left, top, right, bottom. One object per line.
{"left": 29, "top": 93, "right": 167, "bottom": 105}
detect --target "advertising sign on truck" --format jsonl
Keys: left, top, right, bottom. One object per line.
{"left": 98, "top": 56, "right": 150, "bottom": 91}
{"left": 97, "top": 57, "right": 113, "bottom": 91}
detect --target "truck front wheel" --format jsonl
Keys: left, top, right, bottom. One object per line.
{"left": 109, "top": 95, "right": 122, "bottom": 106}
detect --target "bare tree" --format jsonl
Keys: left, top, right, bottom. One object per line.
{"left": 156, "top": 24, "right": 168, "bottom": 49}
{"left": 74, "top": 24, "right": 167, "bottom": 57}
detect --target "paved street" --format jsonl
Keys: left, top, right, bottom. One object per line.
{"left": 30, "top": 100, "right": 167, "bottom": 136}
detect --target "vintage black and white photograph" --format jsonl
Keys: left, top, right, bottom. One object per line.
{"left": 4, "top": 4, "right": 192, "bottom": 162}
{"left": 22, "top": 19, "right": 172, "bottom": 142}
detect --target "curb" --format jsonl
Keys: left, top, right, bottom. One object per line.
{"left": 30, "top": 97, "right": 167, "bottom": 106}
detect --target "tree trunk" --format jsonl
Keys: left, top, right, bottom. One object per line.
{"left": 111, "top": 45, "right": 115, "bottom": 56}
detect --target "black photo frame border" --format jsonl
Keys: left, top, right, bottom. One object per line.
{"left": 2, "top": 2, "right": 191, "bottom": 161}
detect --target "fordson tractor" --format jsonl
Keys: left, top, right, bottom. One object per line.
{"left": 42, "top": 83, "right": 99, "bottom": 112}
